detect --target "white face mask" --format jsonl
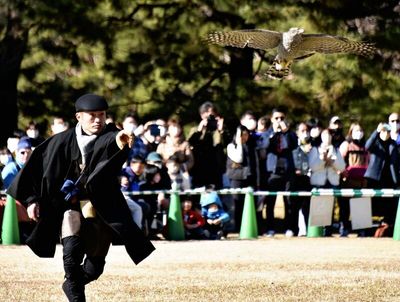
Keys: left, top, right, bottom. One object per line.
{"left": 298, "top": 132, "right": 310, "bottom": 142}
{"left": 168, "top": 126, "right": 180, "bottom": 137}
{"left": 124, "top": 123, "right": 137, "bottom": 134}
{"left": 27, "top": 129, "right": 39, "bottom": 139}
{"left": 243, "top": 119, "right": 257, "bottom": 131}
{"left": 352, "top": 130, "right": 364, "bottom": 140}
{"left": 7, "top": 138, "right": 19, "bottom": 154}
{"left": 52, "top": 124, "right": 66, "bottom": 134}
{"left": 310, "top": 127, "right": 321, "bottom": 138}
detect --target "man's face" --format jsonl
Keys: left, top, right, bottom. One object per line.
{"left": 76, "top": 111, "right": 106, "bottom": 135}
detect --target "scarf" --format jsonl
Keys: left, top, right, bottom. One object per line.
{"left": 75, "top": 123, "right": 98, "bottom": 166}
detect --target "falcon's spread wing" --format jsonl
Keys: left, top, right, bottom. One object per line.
{"left": 300, "top": 34, "right": 376, "bottom": 57}
{"left": 206, "top": 29, "right": 282, "bottom": 50}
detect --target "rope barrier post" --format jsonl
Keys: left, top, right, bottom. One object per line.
{"left": 307, "top": 221, "right": 324, "bottom": 238}
{"left": 239, "top": 188, "right": 258, "bottom": 239}
{"left": 393, "top": 197, "right": 400, "bottom": 241}
{"left": 307, "top": 190, "right": 324, "bottom": 238}
{"left": 167, "top": 190, "right": 185, "bottom": 241}
{"left": 1, "top": 195, "right": 20, "bottom": 245}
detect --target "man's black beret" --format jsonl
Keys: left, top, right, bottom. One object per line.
{"left": 75, "top": 94, "right": 109, "bottom": 112}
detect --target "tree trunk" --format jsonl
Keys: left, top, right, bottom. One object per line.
{"left": 0, "top": 8, "right": 28, "bottom": 146}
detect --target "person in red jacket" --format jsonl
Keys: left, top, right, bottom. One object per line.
{"left": 182, "top": 197, "right": 205, "bottom": 239}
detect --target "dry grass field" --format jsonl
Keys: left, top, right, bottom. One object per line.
{"left": 1, "top": 236, "right": 400, "bottom": 302}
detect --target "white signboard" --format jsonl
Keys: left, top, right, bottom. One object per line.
{"left": 350, "top": 197, "right": 373, "bottom": 230}
{"left": 309, "top": 196, "right": 335, "bottom": 227}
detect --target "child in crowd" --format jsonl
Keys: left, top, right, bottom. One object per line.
{"left": 166, "top": 154, "right": 191, "bottom": 191}
{"left": 182, "top": 198, "right": 205, "bottom": 239}
{"left": 201, "top": 191, "right": 230, "bottom": 240}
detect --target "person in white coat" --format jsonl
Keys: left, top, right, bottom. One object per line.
{"left": 309, "top": 128, "right": 346, "bottom": 236}
{"left": 309, "top": 129, "right": 346, "bottom": 187}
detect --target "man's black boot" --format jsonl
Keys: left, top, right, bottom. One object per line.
{"left": 62, "top": 279, "right": 86, "bottom": 302}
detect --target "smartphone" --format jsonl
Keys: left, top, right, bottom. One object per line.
{"left": 207, "top": 115, "right": 218, "bottom": 131}
{"left": 149, "top": 124, "right": 161, "bottom": 136}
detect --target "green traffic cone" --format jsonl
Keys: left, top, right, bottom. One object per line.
{"left": 307, "top": 219, "right": 324, "bottom": 238}
{"left": 167, "top": 192, "right": 185, "bottom": 240}
{"left": 393, "top": 198, "right": 400, "bottom": 241}
{"left": 1, "top": 195, "right": 20, "bottom": 245}
{"left": 239, "top": 189, "right": 258, "bottom": 239}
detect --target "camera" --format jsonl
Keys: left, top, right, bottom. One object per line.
{"left": 207, "top": 115, "right": 218, "bottom": 131}
{"left": 149, "top": 124, "right": 161, "bottom": 136}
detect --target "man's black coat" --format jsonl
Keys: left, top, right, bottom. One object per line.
{"left": 7, "top": 123, "right": 155, "bottom": 264}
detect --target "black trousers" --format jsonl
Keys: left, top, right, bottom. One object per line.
{"left": 287, "top": 175, "right": 311, "bottom": 235}
{"left": 263, "top": 173, "right": 290, "bottom": 232}
{"left": 62, "top": 217, "right": 112, "bottom": 302}
{"left": 367, "top": 179, "right": 398, "bottom": 225}
{"left": 230, "top": 179, "right": 249, "bottom": 232}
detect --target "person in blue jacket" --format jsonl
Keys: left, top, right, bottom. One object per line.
{"left": 364, "top": 123, "right": 400, "bottom": 236}
{"left": 201, "top": 191, "right": 230, "bottom": 239}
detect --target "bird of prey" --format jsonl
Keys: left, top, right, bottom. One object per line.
{"left": 206, "top": 27, "right": 376, "bottom": 80}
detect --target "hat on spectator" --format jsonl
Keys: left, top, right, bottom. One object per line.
{"left": 75, "top": 94, "right": 108, "bottom": 112}
{"left": 146, "top": 152, "right": 162, "bottom": 162}
{"left": 382, "top": 123, "right": 391, "bottom": 131}
{"left": 17, "top": 137, "right": 32, "bottom": 150}
{"left": 329, "top": 116, "right": 341, "bottom": 124}
{"left": 200, "top": 191, "right": 223, "bottom": 208}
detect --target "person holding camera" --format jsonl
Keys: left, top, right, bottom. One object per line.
{"left": 364, "top": 122, "right": 400, "bottom": 237}
{"left": 156, "top": 118, "right": 194, "bottom": 177}
{"left": 261, "top": 107, "right": 298, "bottom": 237}
{"left": 286, "top": 122, "right": 312, "bottom": 236}
{"left": 7, "top": 94, "right": 154, "bottom": 301}
{"left": 226, "top": 125, "right": 252, "bottom": 231}
{"left": 188, "top": 101, "right": 226, "bottom": 189}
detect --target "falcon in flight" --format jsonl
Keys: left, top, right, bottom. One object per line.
{"left": 206, "top": 27, "right": 376, "bottom": 80}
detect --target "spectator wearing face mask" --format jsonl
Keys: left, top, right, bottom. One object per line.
{"left": 309, "top": 129, "right": 346, "bottom": 236}
{"left": 328, "top": 116, "right": 345, "bottom": 148}
{"left": 364, "top": 123, "right": 400, "bottom": 237}
{"left": 50, "top": 117, "right": 69, "bottom": 135}
{"left": 122, "top": 113, "right": 149, "bottom": 162}
{"left": 239, "top": 111, "right": 259, "bottom": 189}
{"left": 25, "top": 121, "right": 45, "bottom": 148}
{"left": 6, "top": 129, "right": 25, "bottom": 156}
{"left": 388, "top": 112, "right": 400, "bottom": 150}
{"left": 1, "top": 137, "right": 32, "bottom": 189}
{"left": 338, "top": 123, "right": 369, "bottom": 236}
{"left": 0, "top": 147, "right": 14, "bottom": 169}
{"left": 307, "top": 118, "right": 323, "bottom": 147}
{"left": 156, "top": 118, "right": 194, "bottom": 174}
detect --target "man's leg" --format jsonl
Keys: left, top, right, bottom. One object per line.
{"left": 62, "top": 236, "right": 86, "bottom": 302}
{"left": 61, "top": 210, "right": 86, "bottom": 302}
{"left": 81, "top": 217, "right": 112, "bottom": 285}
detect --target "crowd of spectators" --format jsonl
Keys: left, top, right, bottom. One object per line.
{"left": 1, "top": 101, "right": 400, "bottom": 240}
